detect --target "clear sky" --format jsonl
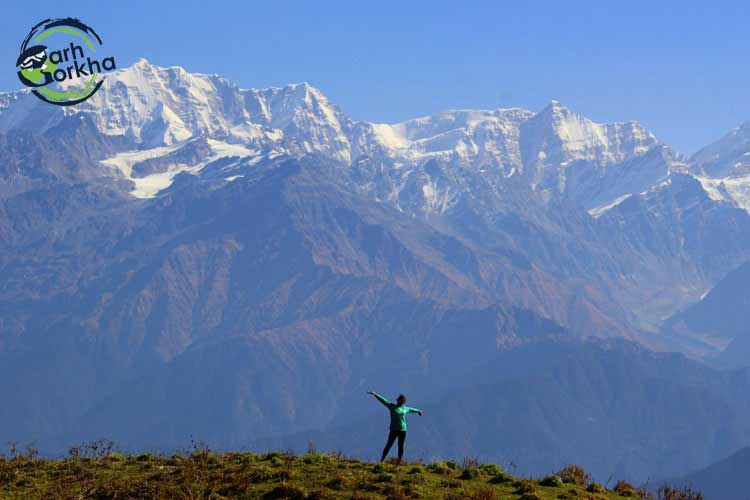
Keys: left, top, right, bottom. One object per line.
{"left": 2, "top": 0, "right": 749, "bottom": 154}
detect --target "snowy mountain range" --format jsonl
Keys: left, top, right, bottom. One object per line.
{"left": 3, "top": 59, "right": 750, "bottom": 481}
{"left": 0, "top": 59, "right": 683, "bottom": 210}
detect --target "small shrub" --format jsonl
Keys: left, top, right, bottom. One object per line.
{"left": 614, "top": 479, "right": 636, "bottom": 496}
{"left": 441, "top": 478, "right": 462, "bottom": 488}
{"left": 480, "top": 463, "right": 502, "bottom": 476}
{"left": 557, "top": 464, "right": 591, "bottom": 486}
{"left": 555, "top": 493, "right": 574, "bottom": 500}
{"left": 303, "top": 452, "right": 327, "bottom": 465}
{"left": 469, "top": 485, "right": 497, "bottom": 500}
{"left": 326, "top": 474, "right": 348, "bottom": 490}
{"left": 460, "top": 467, "right": 480, "bottom": 480}
{"left": 408, "top": 465, "right": 424, "bottom": 474}
{"left": 14, "top": 478, "right": 32, "bottom": 488}
{"left": 403, "top": 474, "right": 427, "bottom": 485}
{"left": 488, "top": 471, "right": 512, "bottom": 484}
{"left": 519, "top": 494, "right": 543, "bottom": 500}
{"left": 234, "top": 452, "right": 255, "bottom": 465}
{"left": 249, "top": 466, "right": 277, "bottom": 483}
{"left": 515, "top": 480, "right": 536, "bottom": 494}
{"left": 263, "top": 451, "right": 284, "bottom": 461}
{"left": 361, "top": 479, "right": 382, "bottom": 492}
{"left": 446, "top": 460, "right": 459, "bottom": 469}
{"left": 107, "top": 452, "right": 126, "bottom": 462}
{"left": 264, "top": 484, "right": 307, "bottom": 500}
{"left": 372, "top": 463, "right": 386, "bottom": 473}
{"left": 656, "top": 485, "right": 704, "bottom": 500}
{"left": 307, "top": 491, "right": 335, "bottom": 500}
{"left": 445, "top": 492, "right": 468, "bottom": 500}
{"left": 428, "top": 461, "right": 451, "bottom": 475}
{"left": 383, "top": 485, "right": 409, "bottom": 500}
{"left": 137, "top": 452, "right": 155, "bottom": 462}
{"left": 376, "top": 472, "right": 395, "bottom": 483}
{"left": 540, "top": 474, "right": 564, "bottom": 487}
{"left": 402, "top": 485, "right": 420, "bottom": 498}
{"left": 587, "top": 482, "right": 605, "bottom": 494}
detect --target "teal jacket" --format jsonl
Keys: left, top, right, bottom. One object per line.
{"left": 374, "top": 393, "right": 421, "bottom": 431}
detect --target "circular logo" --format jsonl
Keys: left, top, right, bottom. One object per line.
{"left": 16, "top": 18, "right": 116, "bottom": 106}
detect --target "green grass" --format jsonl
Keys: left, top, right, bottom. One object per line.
{"left": 0, "top": 449, "right": 656, "bottom": 500}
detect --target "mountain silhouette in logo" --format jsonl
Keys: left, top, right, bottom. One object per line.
{"left": 16, "top": 44, "right": 55, "bottom": 87}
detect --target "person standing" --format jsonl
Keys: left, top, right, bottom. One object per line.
{"left": 367, "top": 391, "right": 423, "bottom": 463}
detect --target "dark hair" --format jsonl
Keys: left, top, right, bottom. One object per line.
{"left": 397, "top": 394, "right": 406, "bottom": 404}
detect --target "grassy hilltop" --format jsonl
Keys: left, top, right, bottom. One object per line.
{"left": 0, "top": 445, "right": 700, "bottom": 500}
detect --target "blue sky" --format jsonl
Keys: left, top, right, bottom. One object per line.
{"left": 3, "top": 0, "right": 749, "bottom": 154}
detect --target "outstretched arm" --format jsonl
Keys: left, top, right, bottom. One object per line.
{"left": 408, "top": 407, "right": 423, "bottom": 416}
{"left": 367, "top": 391, "right": 392, "bottom": 407}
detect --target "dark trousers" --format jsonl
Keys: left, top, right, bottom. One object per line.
{"left": 381, "top": 430, "right": 406, "bottom": 461}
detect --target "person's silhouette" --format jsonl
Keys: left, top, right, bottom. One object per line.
{"left": 367, "top": 391, "right": 422, "bottom": 463}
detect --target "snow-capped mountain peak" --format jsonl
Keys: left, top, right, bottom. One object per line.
{"left": 689, "top": 121, "right": 750, "bottom": 211}
{"left": 517, "top": 100, "right": 661, "bottom": 196}
{"left": 526, "top": 100, "right": 657, "bottom": 164}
